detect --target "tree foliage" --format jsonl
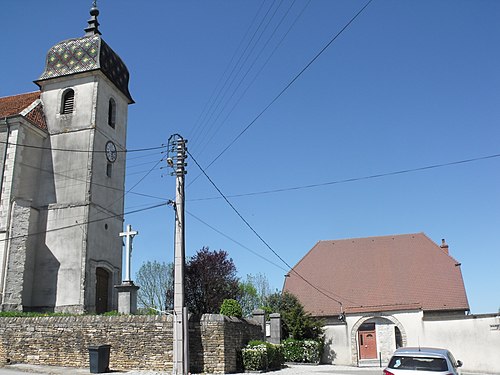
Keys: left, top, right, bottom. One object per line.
{"left": 238, "top": 273, "right": 272, "bottom": 317}
{"left": 263, "top": 291, "right": 323, "bottom": 341}
{"left": 136, "top": 260, "right": 174, "bottom": 313}
{"left": 220, "top": 299, "right": 243, "bottom": 318}
{"left": 185, "top": 247, "right": 240, "bottom": 315}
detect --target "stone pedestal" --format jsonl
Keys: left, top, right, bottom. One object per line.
{"left": 252, "top": 309, "right": 266, "bottom": 341}
{"left": 114, "top": 282, "right": 139, "bottom": 315}
{"left": 269, "top": 313, "right": 282, "bottom": 344}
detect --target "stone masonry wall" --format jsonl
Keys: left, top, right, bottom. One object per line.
{"left": 189, "top": 314, "right": 262, "bottom": 374}
{"left": 0, "top": 314, "right": 262, "bottom": 373}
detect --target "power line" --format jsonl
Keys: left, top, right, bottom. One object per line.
{"left": 0, "top": 201, "right": 169, "bottom": 243}
{"left": 188, "top": 0, "right": 269, "bottom": 148}
{"left": 195, "top": 0, "right": 310, "bottom": 158}
{"left": 193, "top": 0, "right": 294, "bottom": 156}
{"left": 88, "top": 156, "right": 166, "bottom": 222}
{"left": 188, "top": 150, "right": 352, "bottom": 308}
{"left": 0, "top": 140, "right": 165, "bottom": 153}
{"left": 186, "top": 210, "right": 288, "bottom": 272}
{"left": 188, "top": 152, "right": 500, "bottom": 202}
{"left": 191, "top": 0, "right": 374, "bottom": 182}
{"left": 17, "top": 157, "right": 165, "bottom": 199}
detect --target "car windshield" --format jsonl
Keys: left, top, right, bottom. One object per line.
{"left": 388, "top": 355, "right": 449, "bottom": 372}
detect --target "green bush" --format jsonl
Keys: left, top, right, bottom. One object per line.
{"left": 282, "top": 338, "right": 322, "bottom": 363}
{"left": 219, "top": 299, "right": 243, "bottom": 318}
{"left": 242, "top": 340, "right": 284, "bottom": 371}
{"left": 266, "top": 342, "right": 284, "bottom": 370}
{"left": 242, "top": 343, "right": 267, "bottom": 371}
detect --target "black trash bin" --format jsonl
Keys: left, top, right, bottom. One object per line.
{"left": 88, "top": 344, "right": 111, "bottom": 373}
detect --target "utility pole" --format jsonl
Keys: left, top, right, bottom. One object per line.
{"left": 167, "top": 134, "right": 189, "bottom": 375}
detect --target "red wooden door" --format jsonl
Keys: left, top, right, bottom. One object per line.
{"left": 358, "top": 330, "right": 377, "bottom": 359}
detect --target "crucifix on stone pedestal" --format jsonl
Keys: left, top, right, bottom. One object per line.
{"left": 120, "top": 224, "right": 138, "bottom": 284}
{"left": 115, "top": 224, "right": 140, "bottom": 314}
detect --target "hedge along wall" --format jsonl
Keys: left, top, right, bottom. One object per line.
{"left": 0, "top": 314, "right": 262, "bottom": 373}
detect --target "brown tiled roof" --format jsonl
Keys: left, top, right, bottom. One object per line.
{"left": 283, "top": 233, "right": 470, "bottom": 316}
{"left": 0, "top": 91, "right": 47, "bottom": 131}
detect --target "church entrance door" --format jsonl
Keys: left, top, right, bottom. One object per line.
{"left": 96, "top": 268, "right": 109, "bottom": 314}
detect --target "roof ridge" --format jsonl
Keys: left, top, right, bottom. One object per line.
{"left": 318, "top": 232, "right": 424, "bottom": 243}
{"left": 0, "top": 91, "right": 40, "bottom": 101}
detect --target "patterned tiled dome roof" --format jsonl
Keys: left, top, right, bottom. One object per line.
{"left": 36, "top": 3, "right": 133, "bottom": 103}
{"left": 37, "top": 35, "right": 133, "bottom": 103}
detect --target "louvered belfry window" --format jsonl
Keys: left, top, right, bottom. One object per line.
{"left": 61, "top": 89, "right": 75, "bottom": 114}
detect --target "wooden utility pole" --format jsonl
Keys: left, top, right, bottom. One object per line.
{"left": 168, "top": 135, "right": 189, "bottom": 375}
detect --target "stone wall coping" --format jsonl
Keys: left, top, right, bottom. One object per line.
{"left": 198, "top": 314, "right": 260, "bottom": 326}
{"left": 0, "top": 314, "right": 173, "bottom": 324}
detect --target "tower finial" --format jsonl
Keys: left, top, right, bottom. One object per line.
{"left": 84, "top": 0, "right": 101, "bottom": 36}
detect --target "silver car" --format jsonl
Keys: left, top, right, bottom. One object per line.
{"left": 383, "top": 347, "right": 463, "bottom": 375}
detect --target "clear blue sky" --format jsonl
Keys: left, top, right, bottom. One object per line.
{"left": 2, "top": 1, "right": 499, "bottom": 314}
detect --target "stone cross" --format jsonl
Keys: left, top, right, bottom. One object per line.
{"left": 119, "top": 224, "right": 138, "bottom": 283}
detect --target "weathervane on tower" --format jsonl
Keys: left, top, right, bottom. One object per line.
{"left": 85, "top": 0, "right": 101, "bottom": 36}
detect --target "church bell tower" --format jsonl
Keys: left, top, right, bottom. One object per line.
{"left": 24, "top": 3, "right": 133, "bottom": 313}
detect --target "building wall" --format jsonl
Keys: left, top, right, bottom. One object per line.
{"left": 323, "top": 310, "right": 421, "bottom": 366}
{"left": 322, "top": 311, "right": 500, "bottom": 374}
{"left": 0, "top": 119, "right": 47, "bottom": 311}
{"left": 421, "top": 314, "right": 500, "bottom": 374}
{"left": 28, "top": 72, "right": 130, "bottom": 313}
{"left": 0, "top": 314, "right": 261, "bottom": 373}
{"left": 322, "top": 318, "right": 352, "bottom": 364}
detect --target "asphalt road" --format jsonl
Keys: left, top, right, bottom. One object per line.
{"left": 0, "top": 363, "right": 383, "bottom": 375}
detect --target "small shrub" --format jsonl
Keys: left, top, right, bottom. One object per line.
{"left": 282, "top": 338, "right": 322, "bottom": 363}
{"left": 266, "top": 342, "right": 284, "bottom": 370}
{"left": 242, "top": 343, "right": 267, "bottom": 371}
{"left": 220, "top": 299, "right": 243, "bottom": 318}
{"left": 242, "top": 340, "right": 284, "bottom": 371}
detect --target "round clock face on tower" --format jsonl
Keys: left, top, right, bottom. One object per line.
{"left": 105, "top": 141, "right": 117, "bottom": 163}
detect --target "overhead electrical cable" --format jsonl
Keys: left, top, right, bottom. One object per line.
{"left": 193, "top": 0, "right": 289, "bottom": 155}
{"left": 0, "top": 202, "right": 169, "bottom": 243}
{"left": 188, "top": 0, "right": 268, "bottom": 148}
{"left": 18, "top": 156, "right": 165, "bottom": 198}
{"left": 0, "top": 140, "right": 165, "bottom": 153}
{"left": 196, "top": 0, "right": 307, "bottom": 157}
{"left": 186, "top": 210, "right": 288, "bottom": 272}
{"left": 188, "top": 150, "right": 353, "bottom": 308}
{"left": 188, "top": 0, "right": 374, "bottom": 186}
{"left": 88, "top": 156, "right": 166, "bottom": 221}
{"left": 126, "top": 149, "right": 169, "bottom": 161}
{"left": 188, "top": 152, "right": 500, "bottom": 201}
{"left": 189, "top": 0, "right": 280, "bottom": 150}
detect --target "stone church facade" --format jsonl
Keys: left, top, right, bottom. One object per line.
{"left": 0, "top": 4, "right": 133, "bottom": 313}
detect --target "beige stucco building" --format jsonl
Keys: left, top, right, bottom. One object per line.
{"left": 284, "top": 233, "right": 500, "bottom": 374}
{"left": 0, "top": 4, "right": 133, "bottom": 313}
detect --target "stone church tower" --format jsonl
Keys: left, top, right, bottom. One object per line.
{"left": 0, "top": 4, "right": 133, "bottom": 313}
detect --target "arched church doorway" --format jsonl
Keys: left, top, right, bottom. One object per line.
{"left": 96, "top": 267, "right": 110, "bottom": 314}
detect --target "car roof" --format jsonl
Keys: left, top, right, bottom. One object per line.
{"left": 393, "top": 347, "right": 451, "bottom": 358}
